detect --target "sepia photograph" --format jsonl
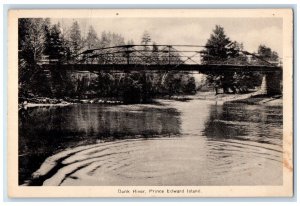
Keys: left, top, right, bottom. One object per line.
{"left": 7, "top": 9, "right": 293, "bottom": 197}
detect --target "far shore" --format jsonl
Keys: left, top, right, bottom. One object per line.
{"left": 191, "top": 91, "right": 282, "bottom": 106}
{"left": 19, "top": 91, "right": 282, "bottom": 109}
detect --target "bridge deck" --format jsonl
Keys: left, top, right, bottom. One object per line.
{"left": 42, "top": 64, "right": 282, "bottom": 73}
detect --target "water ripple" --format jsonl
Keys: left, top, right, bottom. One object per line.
{"left": 24, "top": 137, "right": 282, "bottom": 186}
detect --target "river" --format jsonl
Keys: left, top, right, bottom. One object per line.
{"left": 19, "top": 96, "right": 283, "bottom": 186}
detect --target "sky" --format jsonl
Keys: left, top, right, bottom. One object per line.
{"left": 53, "top": 17, "right": 283, "bottom": 58}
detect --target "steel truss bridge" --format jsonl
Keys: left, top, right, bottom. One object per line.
{"left": 41, "top": 44, "right": 282, "bottom": 74}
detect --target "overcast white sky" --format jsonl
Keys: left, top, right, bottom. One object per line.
{"left": 53, "top": 17, "right": 283, "bottom": 57}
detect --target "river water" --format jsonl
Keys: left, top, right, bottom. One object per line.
{"left": 19, "top": 97, "right": 283, "bottom": 186}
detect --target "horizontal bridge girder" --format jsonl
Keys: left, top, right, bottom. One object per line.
{"left": 41, "top": 64, "right": 282, "bottom": 73}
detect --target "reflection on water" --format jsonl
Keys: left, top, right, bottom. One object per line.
{"left": 19, "top": 103, "right": 181, "bottom": 184}
{"left": 19, "top": 99, "right": 283, "bottom": 186}
{"left": 204, "top": 103, "right": 282, "bottom": 145}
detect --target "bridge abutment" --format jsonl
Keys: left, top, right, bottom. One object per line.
{"left": 259, "top": 71, "right": 282, "bottom": 95}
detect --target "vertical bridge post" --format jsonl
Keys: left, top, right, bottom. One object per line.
{"left": 125, "top": 46, "right": 131, "bottom": 65}
{"left": 168, "top": 45, "right": 171, "bottom": 65}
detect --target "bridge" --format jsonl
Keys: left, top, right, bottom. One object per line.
{"left": 40, "top": 44, "right": 282, "bottom": 95}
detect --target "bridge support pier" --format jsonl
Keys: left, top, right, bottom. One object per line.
{"left": 259, "top": 71, "right": 282, "bottom": 95}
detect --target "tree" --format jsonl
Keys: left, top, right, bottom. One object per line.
{"left": 139, "top": 31, "right": 152, "bottom": 64}
{"left": 44, "top": 23, "right": 65, "bottom": 61}
{"left": 99, "top": 31, "right": 111, "bottom": 47}
{"left": 19, "top": 18, "right": 47, "bottom": 66}
{"left": 18, "top": 18, "right": 50, "bottom": 97}
{"left": 202, "top": 25, "right": 231, "bottom": 64}
{"left": 201, "top": 25, "right": 246, "bottom": 94}
{"left": 82, "top": 25, "right": 100, "bottom": 64}
{"left": 99, "top": 31, "right": 125, "bottom": 47}
{"left": 69, "top": 21, "right": 82, "bottom": 57}
{"left": 111, "top": 33, "right": 125, "bottom": 46}
{"left": 85, "top": 25, "right": 99, "bottom": 49}
{"left": 93, "top": 72, "right": 115, "bottom": 97}
{"left": 257, "top": 44, "right": 279, "bottom": 62}
{"left": 182, "top": 76, "right": 196, "bottom": 94}
{"left": 127, "top": 39, "right": 134, "bottom": 45}
{"left": 42, "top": 23, "right": 69, "bottom": 97}
{"left": 141, "top": 31, "right": 151, "bottom": 45}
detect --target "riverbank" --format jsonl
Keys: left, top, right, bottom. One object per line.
{"left": 229, "top": 94, "right": 283, "bottom": 106}
{"left": 19, "top": 91, "right": 283, "bottom": 109}
{"left": 19, "top": 97, "right": 124, "bottom": 109}
{"left": 189, "top": 91, "right": 283, "bottom": 106}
